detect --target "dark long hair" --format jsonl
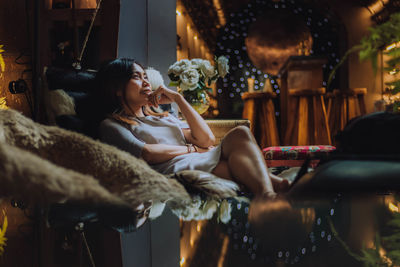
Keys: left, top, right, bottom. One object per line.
{"left": 95, "top": 58, "right": 137, "bottom": 117}
{"left": 94, "top": 58, "right": 166, "bottom": 125}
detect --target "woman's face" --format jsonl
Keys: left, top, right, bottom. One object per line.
{"left": 119, "top": 63, "right": 151, "bottom": 108}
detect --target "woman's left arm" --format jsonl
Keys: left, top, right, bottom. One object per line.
{"left": 150, "top": 86, "right": 215, "bottom": 148}
{"left": 175, "top": 94, "right": 215, "bottom": 147}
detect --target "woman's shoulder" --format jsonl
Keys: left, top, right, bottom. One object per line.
{"left": 100, "top": 117, "right": 119, "bottom": 127}
{"left": 100, "top": 117, "right": 129, "bottom": 131}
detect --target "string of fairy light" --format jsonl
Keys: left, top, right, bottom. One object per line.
{"left": 215, "top": 0, "right": 342, "bottom": 117}
{"left": 223, "top": 193, "right": 342, "bottom": 264}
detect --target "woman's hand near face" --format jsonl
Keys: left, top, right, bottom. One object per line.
{"left": 148, "top": 86, "right": 180, "bottom": 107}
{"left": 148, "top": 85, "right": 215, "bottom": 148}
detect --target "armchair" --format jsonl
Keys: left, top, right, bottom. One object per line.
{"left": 40, "top": 66, "right": 245, "bottom": 267}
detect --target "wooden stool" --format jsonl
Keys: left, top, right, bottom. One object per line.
{"left": 285, "top": 87, "right": 331, "bottom": 145}
{"left": 325, "top": 91, "right": 334, "bottom": 120}
{"left": 241, "top": 91, "right": 280, "bottom": 147}
{"left": 329, "top": 88, "right": 367, "bottom": 140}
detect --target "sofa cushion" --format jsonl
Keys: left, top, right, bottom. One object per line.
{"left": 263, "top": 145, "right": 336, "bottom": 160}
{"left": 263, "top": 145, "right": 336, "bottom": 167}
{"left": 335, "top": 112, "right": 400, "bottom": 155}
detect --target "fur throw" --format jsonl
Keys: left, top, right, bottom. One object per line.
{"left": 45, "top": 89, "right": 76, "bottom": 124}
{"left": 0, "top": 142, "right": 126, "bottom": 207}
{"left": 0, "top": 109, "right": 191, "bottom": 209}
{"left": 0, "top": 109, "right": 238, "bottom": 221}
{"left": 169, "top": 170, "right": 239, "bottom": 199}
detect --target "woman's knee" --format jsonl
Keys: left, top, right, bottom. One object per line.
{"left": 221, "top": 126, "right": 255, "bottom": 156}
{"left": 225, "top": 126, "right": 253, "bottom": 142}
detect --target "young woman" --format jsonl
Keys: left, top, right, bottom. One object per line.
{"left": 96, "top": 58, "right": 289, "bottom": 199}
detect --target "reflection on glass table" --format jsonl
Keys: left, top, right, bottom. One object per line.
{"left": 180, "top": 192, "right": 400, "bottom": 267}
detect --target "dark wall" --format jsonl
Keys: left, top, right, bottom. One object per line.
{"left": 0, "top": 0, "right": 33, "bottom": 117}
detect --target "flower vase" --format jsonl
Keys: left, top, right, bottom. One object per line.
{"left": 182, "top": 89, "right": 210, "bottom": 115}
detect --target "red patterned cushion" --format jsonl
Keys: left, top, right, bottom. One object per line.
{"left": 263, "top": 145, "right": 336, "bottom": 160}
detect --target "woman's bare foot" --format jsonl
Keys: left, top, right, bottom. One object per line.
{"left": 273, "top": 178, "right": 291, "bottom": 193}
{"left": 259, "top": 191, "right": 278, "bottom": 200}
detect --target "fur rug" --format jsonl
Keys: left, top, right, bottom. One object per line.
{"left": 0, "top": 142, "right": 126, "bottom": 207}
{"left": 0, "top": 109, "right": 191, "bottom": 209}
{"left": 0, "top": 109, "right": 238, "bottom": 221}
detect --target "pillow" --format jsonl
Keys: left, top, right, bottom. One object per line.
{"left": 44, "top": 66, "right": 173, "bottom": 137}
{"left": 45, "top": 89, "right": 76, "bottom": 124}
{"left": 45, "top": 66, "right": 96, "bottom": 92}
{"left": 145, "top": 67, "right": 165, "bottom": 90}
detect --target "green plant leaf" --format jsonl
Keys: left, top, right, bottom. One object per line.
{"left": 198, "top": 80, "right": 206, "bottom": 90}
{"left": 168, "top": 81, "right": 179, "bottom": 87}
{"left": 385, "top": 56, "right": 400, "bottom": 69}
{"left": 168, "top": 73, "right": 180, "bottom": 82}
{"left": 359, "top": 47, "right": 376, "bottom": 62}
{"left": 393, "top": 102, "right": 400, "bottom": 112}
{"left": 327, "top": 44, "right": 362, "bottom": 89}
{"left": 371, "top": 52, "right": 378, "bottom": 75}
{"left": 385, "top": 80, "right": 400, "bottom": 88}
{"left": 383, "top": 67, "right": 399, "bottom": 73}
{"left": 384, "top": 47, "right": 400, "bottom": 57}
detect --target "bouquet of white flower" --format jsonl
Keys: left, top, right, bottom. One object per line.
{"left": 167, "top": 56, "right": 229, "bottom": 114}
{"left": 168, "top": 56, "right": 229, "bottom": 92}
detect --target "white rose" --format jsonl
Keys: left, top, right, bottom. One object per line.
{"left": 180, "top": 68, "right": 199, "bottom": 91}
{"left": 218, "top": 199, "right": 232, "bottom": 224}
{"left": 200, "top": 60, "right": 216, "bottom": 78}
{"left": 217, "top": 56, "right": 229, "bottom": 78}
{"left": 201, "top": 199, "right": 219, "bottom": 220}
{"left": 190, "top": 58, "right": 204, "bottom": 69}
{"left": 168, "top": 59, "right": 191, "bottom": 76}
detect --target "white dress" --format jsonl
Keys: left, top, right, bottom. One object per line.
{"left": 99, "top": 115, "right": 222, "bottom": 174}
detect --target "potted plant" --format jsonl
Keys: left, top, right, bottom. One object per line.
{"left": 328, "top": 12, "right": 400, "bottom": 112}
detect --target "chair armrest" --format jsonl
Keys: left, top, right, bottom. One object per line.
{"left": 206, "top": 119, "right": 250, "bottom": 145}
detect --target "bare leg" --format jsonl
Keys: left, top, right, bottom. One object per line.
{"left": 212, "top": 126, "right": 276, "bottom": 197}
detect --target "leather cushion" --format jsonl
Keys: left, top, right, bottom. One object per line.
{"left": 46, "top": 67, "right": 96, "bottom": 92}
{"left": 289, "top": 159, "right": 400, "bottom": 196}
